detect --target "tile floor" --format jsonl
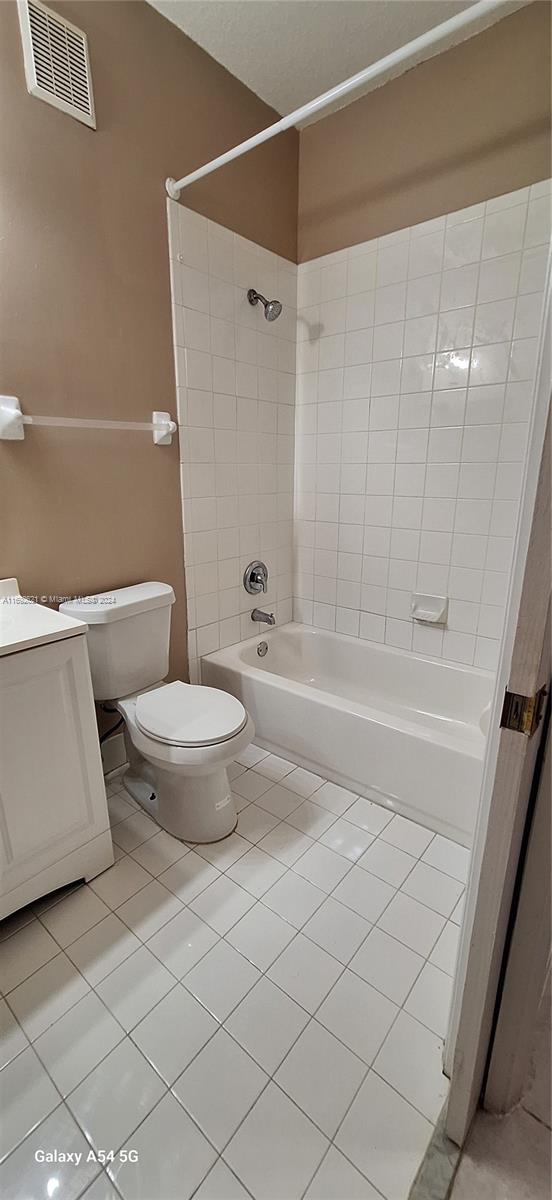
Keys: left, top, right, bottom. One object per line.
{"left": 0, "top": 746, "right": 470, "bottom": 1200}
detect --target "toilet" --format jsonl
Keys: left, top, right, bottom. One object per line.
{"left": 60, "top": 583, "right": 254, "bottom": 842}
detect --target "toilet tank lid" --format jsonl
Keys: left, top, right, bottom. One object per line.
{"left": 59, "top": 582, "right": 175, "bottom": 624}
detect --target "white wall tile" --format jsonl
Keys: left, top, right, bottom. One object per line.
{"left": 294, "top": 182, "right": 549, "bottom": 667}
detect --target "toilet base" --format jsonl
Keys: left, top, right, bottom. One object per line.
{"left": 123, "top": 761, "right": 237, "bottom": 843}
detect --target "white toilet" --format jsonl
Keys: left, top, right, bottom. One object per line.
{"left": 60, "top": 583, "right": 254, "bottom": 842}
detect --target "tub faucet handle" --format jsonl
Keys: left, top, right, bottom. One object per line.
{"left": 244, "top": 560, "right": 268, "bottom": 595}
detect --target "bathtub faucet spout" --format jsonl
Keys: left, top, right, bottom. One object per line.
{"left": 251, "top": 608, "right": 275, "bottom": 626}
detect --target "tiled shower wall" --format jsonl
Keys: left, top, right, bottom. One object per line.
{"left": 167, "top": 201, "right": 297, "bottom": 682}
{"left": 294, "top": 181, "right": 550, "bottom": 670}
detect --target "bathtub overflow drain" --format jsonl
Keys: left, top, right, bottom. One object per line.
{"left": 257, "top": 641, "right": 268, "bottom": 657}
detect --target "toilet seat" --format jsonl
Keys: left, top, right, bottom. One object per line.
{"left": 135, "top": 681, "right": 247, "bottom": 748}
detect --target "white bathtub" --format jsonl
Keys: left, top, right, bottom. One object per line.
{"left": 202, "top": 623, "right": 494, "bottom": 846}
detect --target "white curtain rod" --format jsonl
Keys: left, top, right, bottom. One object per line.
{"left": 166, "top": 0, "right": 511, "bottom": 200}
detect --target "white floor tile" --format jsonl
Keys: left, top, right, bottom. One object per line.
{"left": 333, "top": 866, "right": 395, "bottom": 924}
{"left": 196, "top": 833, "right": 251, "bottom": 871}
{"left": 320, "top": 818, "right": 374, "bottom": 862}
{"left": 226, "top": 903, "right": 295, "bottom": 971}
{"left": 227, "top": 846, "right": 286, "bottom": 898}
{"left": 173, "top": 1028, "right": 267, "bottom": 1150}
{"left": 115, "top": 879, "right": 183, "bottom": 942}
{"left": 357, "top": 840, "right": 416, "bottom": 888}
{"left": 430, "top": 920, "right": 461, "bottom": 975}
{"left": 184, "top": 940, "right": 260, "bottom": 1022}
{"left": 159, "top": 850, "right": 220, "bottom": 904}
{"left": 311, "top": 781, "right": 358, "bottom": 816}
{"left": 263, "top": 872, "right": 326, "bottom": 929}
{"left": 0, "top": 1045, "right": 59, "bottom": 1162}
{"left": 317, "top": 971, "right": 397, "bottom": 1065}
{"left": 235, "top": 744, "right": 269, "bottom": 768}
{"left": 349, "top": 927, "right": 424, "bottom": 1005}
{"left": 131, "top": 830, "right": 190, "bottom": 876}
{"left": 404, "top": 962, "right": 453, "bottom": 1037}
{"left": 146, "top": 907, "right": 219, "bottom": 979}
{"left": 96, "top": 945, "right": 174, "bottom": 1032}
{"left": 66, "top": 914, "right": 141, "bottom": 987}
{"left": 225, "top": 977, "right": 309, "bottom": 1072}
{"left": 258, "top": 822, "right": 314, "bottom": 865}
{"left": 34, "top": 991, "right": 123, "bottom": 1096}
{"left": 276, "top": 1020, "right": 366, "bottom": 1137}
{"left": 374, "top": 1010, "right": 448, "bottom": 1123}
{"left": 80, "top": 1170, "right": 121, "bottom": 1199}
{"left": 225, "top": 1082, "right": 328, "bottom": 1200}
{"left": 194, "top": 1159, "right": 250, "bottom": 1199}
{"left": 111, "top": 809, "right": 159, "bottom": 853}
{"left": 67, "top": 1038, "right": 165, "bottom": 1155}
{"left": 1, "top": 1102, "right": 99, "bottom": 1200}
{"left": 306, "top": 1145, "right": 382, "bottom": 1199}
{"left": 38, "top": 885, "right": 110, "bottom": 947}
{"left": 380, "top": 813, "right": 435, "bottom": 857}
{"left": 190, "top": 875, "right": 255, "bottom": 935}
{"left": 422, "top": 834, "right": 471, "bottom": 883}
{"left": 293, "top": 842, "right": 351, "bottom": 892}
{"left": 284, "top": 767, "right": 326, "bottom": 798}
{"left": 232, "top": 770, "right": 274, "bottom": 802}
{"left": 7, "top": 952, "right": 89, "bottom": 1041}
{"left": 344, "top": 797, "right": 394, "bottom": 835}
{"left": 336, "top": 1071, "right": 432, "bottom": 1200}
{"left": 228, "top": 761, "right": 247, "bottom": 781}
{"left": 0, "top": 920, "right": 58, "bottom": 993}
{"left": 236, "top": 804, "right": 280, "bottom": 844}
{"left": 268, "top": 934, "right": 342, "bottom": 1014}
{"left": 304, "top": 898, "right": 371, "bottom": 965}
{"left": 377, "top": 892, "right": 446, "bottom": 957}
{"left": 401, "top": 861, "right": 464, "bottom": 918}
{"left": 257, "top": 783, "right": 304, "bottom": 820}
{"left": 107, "top": 791, "right": 136, "bottom": 826}
{"left": 0, "top": 998, "right": 28, "bottom": 1069}
{"left": 253, "top": 753, "right": 295, "bottom": 782}
{"left": 450, "top": 892, "right": 465, "bottom": 925}
{"left": 286, "top": 799, "right": 337, "bottom": 838}
{"left": 111, "top": 1091, "right": 216, "bottom": 1200}
{"left": 89, "top": 856, "right": 151, "bottom": 910}
{"left": 233, "top": 790, "right": 251, "bottom": 813}
{"left": 132, "top": 984, "right": 217, "bottom": 1085}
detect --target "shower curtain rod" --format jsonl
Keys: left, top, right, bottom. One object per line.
{"left": 165, "top": 0, "right": 510, "bottom": 200}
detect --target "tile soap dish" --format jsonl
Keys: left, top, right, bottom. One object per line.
{"left": 411, "top": 594, "right": 449, "bottom": 626}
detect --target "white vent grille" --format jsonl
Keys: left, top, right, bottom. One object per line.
{"left": 18, "top": 0, "right": 95, "bottom": 128}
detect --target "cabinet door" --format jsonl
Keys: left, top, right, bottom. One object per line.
{"left": 0, "top": 634, "right": 109, "bottom": 892}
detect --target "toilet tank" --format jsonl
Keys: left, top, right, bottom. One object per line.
{"left": 60, "top": 582, "right": 175, "bottom": 700}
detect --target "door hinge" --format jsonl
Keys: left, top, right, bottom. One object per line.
{"left": 500, "top": 685, "right": 547, "bottom": 736}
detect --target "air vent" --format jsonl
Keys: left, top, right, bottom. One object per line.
{"left": 17, "top": 0, "right": 95, "bottom": 128}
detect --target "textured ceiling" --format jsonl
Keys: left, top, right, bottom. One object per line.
{"left": 148, "top": 0, "right": 527, "bottom": 123}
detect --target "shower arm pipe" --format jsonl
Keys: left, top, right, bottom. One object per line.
{"left": 166, "top": 0, "right": 509, "bottom": 200}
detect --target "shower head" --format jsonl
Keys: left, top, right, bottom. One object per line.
{"left": 247, "top": 288, "right": 283, "bottom": 322}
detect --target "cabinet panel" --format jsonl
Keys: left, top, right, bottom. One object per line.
{"left": 0, "top": 635, "right": 110, "bottom": 892}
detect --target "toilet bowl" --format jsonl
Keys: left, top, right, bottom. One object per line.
{"left": 60, "top": 583, "right": 255, "bottom": 842}
{"left": 118, "top": 682, "right": 254, "bottom": 841}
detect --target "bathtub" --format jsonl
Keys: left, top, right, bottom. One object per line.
{"left": 202, "top": 623, "right": 494, "bottom": 846}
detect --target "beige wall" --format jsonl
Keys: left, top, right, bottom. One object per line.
{"left": 0, "top": 0, "right": 298, "bottom": 678}
{"left": 298, "top": 3, "right": 551, "bottom": 262}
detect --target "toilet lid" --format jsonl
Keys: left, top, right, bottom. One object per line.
{"left": 135, "top": 681, "right": 247, "bottom": 747}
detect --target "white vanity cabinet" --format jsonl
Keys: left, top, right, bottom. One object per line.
{"left": 0, "top": 582, "right": 113, "bottom": 919}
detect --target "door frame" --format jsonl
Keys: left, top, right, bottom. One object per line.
{"left": 444, "top": 260, "right": 551, "bottom": 1145}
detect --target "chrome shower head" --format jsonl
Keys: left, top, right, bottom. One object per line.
{"left": 247, "top": 288, "right": 283, "bottom": 322}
